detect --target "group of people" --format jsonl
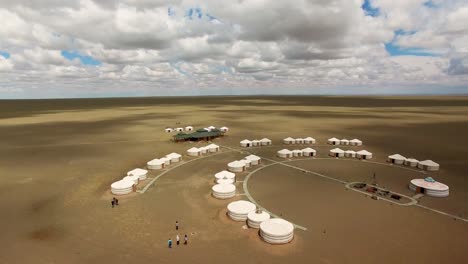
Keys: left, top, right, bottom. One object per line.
{"left": 168, "top": 221, "right": 188, "bottom": 248}
{"left": 111, "top": 197, "right": 119, "bottom": 208}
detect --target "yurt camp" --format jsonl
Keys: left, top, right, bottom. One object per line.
{"left": 240, "top": 139, "right": 252, "bottom": 148}
{"left": 283, "top": 137, "right": 295, "bottom": 144}
{"left": 247, "top": 210, "right": 271, "bottom": 229}
{"left": 260, "top": 218, "right": 294, "bottom": 244}
{"left": 295, "top": 138, "right": 304, "bottom": 144}
{"left": 240, "top": 159, "right": 251, "bottom": 168}
{"left": 166, "top": 153, "right": 182, "bottom": 163}
{"left": 198, "top": 146, "right": 208, "bottom": 155}
{"left": 327, "top": 137, "right": 340, "bottom": 145}
{"left": 220, "top": 126, "right": 229, "bottom": 132}
{"left": 340, "top": 139, "right": 349, "bottom": 145}
{"left": 214, "top": 170, "right": 236, "bottom": 183}
{"left": 127, "top": 168, "right": 148, "bottom": 181}
{"left": 388, "top": 154, "right": 406, "bottom": 165}
{"left": 252, "top": 140, "right": 260, "bottom": 146}
{"left": 409, "top": 177, "right": 449, "bottom": 197}
{"left": 260, "top": 138, "right": 272, "bottom": 146}
{"left": 185, "top": 126, "right": 193, "bottom": 131}
{"left": 176, "top": 127, "right": 184, "bottom": 132}
{"left": 302, "top": 147, "right": 316, "bottom": 157}
{"left": 245, "top": 155, "right": 261, "bottom": 165}
{"left": 356, "top": 150, "right": 373, "bottom": 159}
{"left": 111, "top": 179, "right": 135, "bottom": 195}
{"left": 292, "top": 149, "right": 303, "bottom": 157}
{"left": 207, "top": 144, "right": 220, "bottom": 152}
{"left": 329, "top": 148, "right": 345, "bottom": 157}
{"left": 212, "top": 184, "right": 236, "bottom": 199}
{"left": 304, "top": 137, "right": 316, "bottom": 144}
{"left": 227, "top": 200, "right": 256, "bottom": 221}
{"left": 418, "top": 160, "right": 440, "bottom": 171}
{"left": 228, "top": 161, "right": 245, "bottom": 172}
{"left": 350, "top": 139, "right": 363, "bottom": 146}
{"left": 344, "top": 150, "right": 356, "bottom": 158}
{"left": 160, "top": 157, "right": 171, "bottom": 166}
{"left": 147, "top": 158, "right": 165, "bottom": 170}
{"left": 404, "top": 158, "right": 419, "bottom": 167}
{"left": 165, "top": 128, "right": 173, "bottom": 133}
{"left": 277, "top": 149, "right": 293, "bottom": 158}
{"left": 187, "top": 147, "right": 201, "bottom": 156}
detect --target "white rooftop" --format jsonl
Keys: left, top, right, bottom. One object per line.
{"left": 227, "top": 200, "right": 256, "bottom": 215}
{"left": 356, "top": 150, "right": 372, "bottom": 155}
{"left": 330, "top": 148, "right": 344, "bottom": 153}
{"left": 127, "top": 168, "right": 148, "bottom": 176}
{"left": 228, "top": 160, "right": 245, "bottom": 168}
{"left": 260, "top": 218, "right": 294, "bottom": 236}
{"left": 388, "top": 154, "right": 406, "bottom": 160}
{"left": 215, "top": 170, "right": 236, "bottom": 179}
{"left": 278, "top": 149, "right": 292, "bottom": 154}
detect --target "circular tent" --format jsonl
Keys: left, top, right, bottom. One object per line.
{"left": 123, "top": 175, "right": 139, "bottom": 185}
{"left": 199, "top": 147, "right": 208, "bottom": 155}
{"left": 166, "top": 153, "right": 182, "bottom": 163}
{"left": 340, "top": 139, "right": 349, "bottom": 145}
{"left": 388, "top": 154, "right": 406, "bottom": 165}
{"left": 185, "top": 126, "right": 193, "bottom": 131}
{"left": 292, "top": 149, "right": 303, "bottom": 157}
{"left": 304, "top": 137, "right": 316, "bottom": 144}
{"left": 240, "top": 159, "right": 252, "bottom": 168}
{"left": 302, "top": 147, "right": 316, "bottom": 157}
{"left": 160, "top": 157, "right": 171, "bottom": 166}
{"left": 350, "top": 139, "right": 363, "bottom": 146}
{"left": 344, "top": 150, "right": 356, "bottom": 158}
{"left": 327, "top": 137, "right": 340, "bottom": 145}
{"left": 260, "top": 218, "right": 294, "bottom": 244}
{"left": 404, "top": 158, "right": 419, "bottom": 167}
{"left": 245, "top": 154, "right": 261, "bottom": 165}
{"left": 409, "top": 177, "right": 449, "bottom": 197}
{"left": 208, "top": 126, "right": 216, "bottom": 130}
{"left": 240, "top": 139, "right": 252, "bottom": 148}
{"left": 260, "top": 138, "right": 272, "bottom": 146}
{"left": 220, "top": 126, "right": 229, "bottom": 132}
{"left": 207, "top": 144, "right": 220, "bottom": 153}
{"left": 356, "top": 150, "right": 372, "bottom": 159}
{"left": 283, "top": 137, "right": 295, "bottom": 144}
{"left": 295, "top": 138, "right": 304, "bottom": 144}
{"left": 228, "top": 161, "right": 245, "bottom": 172}
{"left": 277, "top": 149, "right": 293, "bottom": 158}
{"left": 217, "top": 178, "right": 235, "bottom": 184}
{"left": 212, "top": 183, "right": 236, "bottom": 199}
{"left": 329, "top": 148, "right": 345, "bottom": 157}
{"left": 187, "top": 147, "right": 201, "bottom": 156}
{"left": 227, "top": 200, "right": 256, "bottom": 221}
{"left": 418, "top": 160, "right": 440, "bottom": 171}
{"left": 127, "top": 168, "right": 148, "bottom": 181}
{"left": 165, "top": 128, "right": 173, "bottom": 133}
{"left": 215, "top": 170, "right": 236, "bottom": 182}
{"left": 147, "top": 158, "right": 165, "bottom": 170}
{"left": 247, "top": 210, "right": 271, "bottom": 229}
{"left": 111, "top": 179, "right": 134, "bottom": 195}
{"left": 176, "top": 127, "right": 184, "bottom": 132}
{"left": 252, "top": 140, "right": 260, "bottom": 147}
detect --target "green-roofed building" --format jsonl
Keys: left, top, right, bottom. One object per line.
{"left": 173, "top": 128, "right": 225, "bottom": 142}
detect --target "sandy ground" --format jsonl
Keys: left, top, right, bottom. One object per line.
{"left": 0, "top": 96, "right": 468, "bottom": 264}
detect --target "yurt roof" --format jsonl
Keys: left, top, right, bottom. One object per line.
{"left": 215, "top": 170, "right": 235, "bottom": 179}
{"left": 245, "top": 154, "right": 261, "bottom": 161}
{"left": 410, "top": 178, "right": 448, "bottom": 191}
{"left": 166, "top": 152, "right": 182, "bottom": 158}
{"left": 292, "top": 149, "right": 303, "bottom": 153}
{"left": 405, "top": 158, "right": 419, "bottom": 162}
{"left": 160, "top": 157, "right": 171, "bottom": 162}
{"left": 388, "top": 154, "right": 406, "bottom": 160}
{"left": 260, "top": 138, "right": 271, "bottom": 142}
{"left": 227, "top": 200, "right": 256, "bottom": 214}
{"left": 302, "top": 147, "right": 316, "bottom": 152}
{"left": 330, "top": 148, "right": 344, "bottom": 153}
{"left": 278, "top": 149, "right": 292, "bottom": 154}
{"left": 419, "top": 160, "right": 439, "bottom": 166}
{"left": 252, "top": 139, "right": 260, "bottom": 143}
{"left": 356, "top": 150, "right": 372, "bottom": 155}
{"left": 295, "top": 138, "right": 304, "bottom": 140}
{"left": 240, "top": 139, "right": 252, "bottom": 144}
{"left": 148, "top": 158, "right": 164, "bottom": 165}
{"left": 187, "top": 147, "right": 200, "bottom": 152}
{"left": 247, "top": 210, "right": 270, "bottom": 222}
{"left": 341, "top": 139, "right": 349, "bottom": 141}
{"left": 304, "top": 137, "right": 314, "bottom": 140}
{"left": 176, "top": 127, "right": 183, "bottom": 130}
{"left": 212, "top": 183, "right": 236, "bottom": 193}
{"left": 345, "top": 150, "right": 356, "bottom": 154}
{"left": 185, "top": 126, "right": 193, "bottom": 129}
{"left": 207, "top": 143, "right": 219, "bottom": 148}
{"left": 350, "top": 138, "right": 362, "bottom": 143}
{"left": 220, "top": 126, "right": 228, "bottom": 129}
{"left": 228, "top": 160, "right": 245, "bottom": 167}
{"left": 165, "top": 128, "right": 173, "bottom": 131}
{"left": 217, "top": 178, "right": 234, "bottom": 184}
{"left": 329, "top": 137, "right": 340, "bottom": 141}
{"left": 111, "top": 179, "right": 134, "bottom": 189}
{"left": 284, "top": 137, "right": 295, "bottom": 141}
{"left": 208, "top": 126, "right": 216, "bottom": 129}
{"left": 240, "top": 159, "right": 251, "bottom": 165}
{"left": 128, "top": 168, "right": 148, "bottom": 176}
{"left": 123, "top": 175, "right": 139, "bottom": 182}
{"left": 260, "top": 218, "right": 294, "bottom": 236}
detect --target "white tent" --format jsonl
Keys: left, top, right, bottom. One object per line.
{"left": 166, "top": 152, "right": 182, "bottom": 163}
{"left": 292, "top": 149, "right": 303, "bottom": 157}
{"left": 123, "top": 175, "right": 139, "bottom": 185}
{"left": 220, "top": 126, "right": 229, "bottom": 132}
{"left": 277, "top": 149, "right": 293, "bottom": 158}
{"left": 388, "top": 154, "right": 406, "bottom": 165}
{"left": 283, "top": 137, "right": 295, "bottom": 144}
{"left": 228, "top": 161, "right": 245, "bottom": 172}
{"left": 164, "top": 128, "right": 173, "bottom": 133}
{"left": 208, "top": 126, "right": 216, "bottom": 130}
{"left": 127, "top": 168, "right": 148, "bottom": 181}
{"left": 350, "top": 139, "right": 363, "bottom": 146}
{"left": 217, "top": 178, "right": 235, "bottom": 184}
{"left": 340, "top": 139, "right": 349, "bottom": 145}
{"left": 344, "top": 150, "right": 356, "bottom": 158}
{"left": 212, "top": 184, "right": 236, "bottom": 199}
{"left": 147, "top": 158, "right": 165, "bottom": 170}
{"left": 404, "top": 158, "right": 419, "bottom": 167}
{"left": 260, "top": 218, "right": 294, "bottom": 244}
{"left": 302, "top": 147, "right": 316, "bottom": 157}
{"left": 199, "top": 146, "right": 208, "bottom": 155}
{"left": 247, "top": 210, "right": 271, "bottom": 229}
{"left": 356, "top": 150, "right": 372, "bottom": 159}
{"left": 160, "top": 157, "right": 172, "bottom": 165}
{"left": 111, "top": 179, "right": 134, "bottom": 195}
{"left": 203, "top": 127, "right": 211, "bottom": 132}
{"left": 328, "top": 137, "right": 340, "bottom": 145}
{"left": 176, "top": 127, "right": 184, "bottom": 132}
{"left": 240, "top": 139, "right": 252, "bottom": 148}
{"left": 295, "top": 138, "right": 304, "bottom": 144}
{"left": 418, "top": 160, "right": 440, "bottom": 171}
{"left": 227, "top": 200, "right": 256, "bottom": 221}
{"left": 215, "top": 170, "right": 236, "bottom": 182}
{"left": 304, "top": 137, "right": 316, "bottom": 144}
{"left": 260, "top": 138, "right": 272, "bottom": 146}
{"left": 187, "top": 147, "right": 201, "bottom": 156}
{"left": 207, "top": 143, "right": 220, "bottom": 152}
{"left": 240, "top": 159, "right": 252, "bottom": 168}
{"left": 185, "top": 126, "right": 193, "bottom": 131}
{"left": 252, "top": 139, "right": 261, "bottom": 146}
{"left": 409, "top": 177, "right": 448, "bottom": 197}
{"left": 245, "top": 154, "right": 261, "bottom": 165}
{"left": 329, "top": 148, "right": 345, "bottom": 157}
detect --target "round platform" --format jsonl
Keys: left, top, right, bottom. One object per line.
{"left": 260, "top": 218, "right": 294, "bottom": 244}
{"left": 227, "top": 200, "right": 256, "bottom": 221}
{"left": 247, "top": 210, "right": 271, "bottom": 228}
{"left": 212, "top": 184, "right": 236, "bottom": 199}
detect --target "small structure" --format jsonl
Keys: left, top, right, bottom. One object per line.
{"left": 240, "top": 159, "right": 252, "bottom": 168}
{"left": 277, "top": 149, "right": 293, "bottom": 158}
{"left": 166, "top": 153, "right": 182, "bottom": 163}
{"left": 173, "top": 128, "right": 225, "bottom": 142}
{"left": 147, "top": 158, "right": 165, "bottom": 170}
{"left": 245, "top": 155, "right": 261, "bottom": 165}
{"left": 217, "top": 178, "right": 235, "bottom": 185}
{"left": 356, "top": 150, "right": 372, "bottom": 159}
{"left": 123, "top": 175, "right": 139, "bottom": 185}
{"left": 240, "top": 139, "right": 252, "bottom": 148}
{"left": 328, "top": 137, "right": 340, "bottom": 145}
{"left": 304, "top": 137, "right": 316, "bottom": 144}
{"left": 227, "top": 200, "right": 256, "bottom": 221}
{"left": 329, "top": 148, "right": 345, "bottom": 157}
{"left": 187, "top": 147, "right": 201, "bottom": 156}
{"left": 260, "top": 138, "right": 272, "bottom": 146}
{"left": 212, "top": 184, "right": 236, "bottom": 199}
{"left": 176, "top": 127, "right": 184, "bottom": 132}
{"left": 220, "top": 126, "right": 229, "bottom": 132}
{"left": 160, "top": 157, "right": 171, "bottom": 166}
{"left": 127, "top": 168, "right": 148, "bottom": 181}
{"left": 302, "top": 147, "right": 316, "bottom": 157}
{"left": 418, "top": 160, "right": 440, "bottom": 171}
{"left": 340, "top": 139, "right": 349, "bottom": 145}
{"left": 283, "top": 137, "right": 295, "bottom": 144}
{"left": 228, "top": 161, "right": 245, "bottom": 172}
{"left": 111, "top": 179, "right": 134, "bottom": 195}
{"left": 207, "top": 143, "right": 220, "bottom": 153}
{"left": 344, "top": 150, "right": 356, "bottom": 158}
{"left": 215, "top": 170, "right": 236, "bottom": 182}
{"left": 247, "top": 210, "right": 271, "bottom": 229}
{"left": 185, "top": 126, "right": 193, "bottom": 132}
{"left": 165, "top": 128, "right": 173, "bottom": 133}
{"left": 252, "top": 140, "right": 260, "bottom": 147}
{"left": 409, "top": 177, "right": 449, "bottom": 197}
{"left": 388, "top": 154, "right": 406, "bottom": 165}
{"left": 208, "top": 126, "right": 216, "bottom": 130}
{"left": 260, "top": 218, "right": 294, "bottom": 244}
{"left": 350, "top": 139, "right": 363, "bottom": 146}
{"left": 199, "top": 146, "right": 208, "bottom": 155}
{"left": 295, "top": 138, "right": 304, "bottom": 144}
{"left": 292, "top": 149, "right": 303, "bottom": 157}
{"left": 404, "top": 158, "right": 419, "bottom": 167}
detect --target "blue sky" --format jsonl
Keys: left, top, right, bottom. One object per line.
{"left": 0, "top": 51, "right": 10, "bottom": 59}
{"left": 61, "top": 50, "right": 101, "bottom": 66}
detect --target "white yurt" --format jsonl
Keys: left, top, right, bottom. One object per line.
{"left": 240, "top": 139, "right": 252, "bottom": 148}
{"left": 187, "top": 147, "right": 201, "bottom": 156}
{"left": 304, "top": 137, "right": 316, "bottom": 144}
{"left": 260, "top": 218, "right": 294, "bottom": 244}
{"left": 283, "top": 137, "right": 295, "bottom": 144}
{"left": 302, "top": 147, "right": 316, "bottom": 157}
{"left": 241, "top": 159, "right": 252, "bottom": 168}
{"left": 409, "top": 177, "right": 449, "bottom": 197}
{"left": 417, "top": 160, "right": 440, "bottom": 171}
{"left": 176, "top": 127, "right": 184, "bottom": 132}
{"left": 212, "top": 184, "right": 236, "bottom": 199}
{"left": 388, "top": 154, "right": 406, "bottom": 165}
{"left": 245, "top": 154, "right": 261, "bottom": 165}
{"left": 292, "top": 149, "right": 303, "bottom": 157}
{"left": 340, "top": 139, "right": 349, "bottom": 145}
{"left": 344, "top": 150, "right": 356, "bottom": 158}
{"left": 207, "top": 143, "right": 220, "bottom": 153}
{"left": 165, "top": 128, "right": 173, "bottom": 133}
{"left": 204, "top": 127, "right": 211, "bottom": 132}
{"left": 185, "top": 126, "right": 193, "bottom": 131}
{"left": 247, "top": 210, "right": 271, "bottom": 229}
{"left": 356, "top": 150, "right": 372, "bottom": 159}
{"left": 127, "top": 168, "right": 148, "bottom": 181}
{"left": 228, "top": 161, "right": 245, "bottom": 172}
{"left": 404, "top": 158, "right": 419, "bottom": 167}
{"left": 217, "top": 178, "right": 235, "bottom": 185}
{"left": 111, "top": 179, "right": 134, "bottom": 195}
{"left": 147, "top": 158, "right": 165, "bottom": 170}
{"left": 329, "top": 148, "right": 345, "bottom": 157}
{"left": 328, "top": 137, "right": 340, "bottom": 145}
{"left": 260, "top": 138, "right": 272, "bottom": 146}
{"left": 277, "top": 149, "right": 293, "bottom": 158}
{"left": 215, "top": 170, "right": 236, "bottom": 182}
{"left": 295, "top": 138, "right": 304, "bottom": 144}
{"left": 208, "top": 125, "right": 216, "bottom": 130}
{"left": 220, "top": 126, "right": 229, "bottom": 132}
{"left": 123, "top": 174, "right": 139, "bottom": 185}
{"left": 166, "top": 152, "right": 182, "bottom": 163}
{"left": 350, "top": 139, "right": 363, "bottom": 146}
{"left": 160, "top": 157, "right": 172, "bottom": 166}
{"left": 199, "top": 146, "right": 208, "bottom": 155}
{"left": 227, "top": 200, "right": 256, "bottom": 221}
{"left": 252, "top": 140, "right": 261, "bottom": 147}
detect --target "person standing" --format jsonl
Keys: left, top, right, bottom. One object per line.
{"left": 168, "top": 238, "right": 172, "bottom": 248}
{"left": 184, "top": 234, "right": 188, "bottom": 245}
{"left": 111, "top": 199, "right": 115, "bottom": 208}
{"left": 115, "top": 198, "right": 119, "bottom": 206}
{"left": 176, "top": 234, "right": 180, "bottom": 246}
{"left": 175, "top": 221, "right": 179, "bottom": 230}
